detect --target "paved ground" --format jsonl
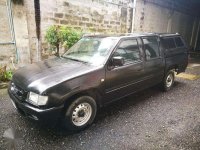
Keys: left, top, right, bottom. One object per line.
{"left": 1, "top": 58, "right": 200, "bottom": 150}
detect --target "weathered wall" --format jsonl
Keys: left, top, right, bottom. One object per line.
{"left": 23, "top": 0, "right": 38, "bottom": 63}
{"left": 0, "top": 0, "right": 132, "bottom": 65}
{"left": 40, "top": 0, "right": 131, "bottom": 33}
{"left": 12, "top": 3, "right": 30, "bottom": 64}
{"left": 0, "top": 0, "right": 30, "bottom": 66}
{"left": 0, "top": 0, "right": 15, "bottom": 65}
{"left": 133, "top": 0, "right": 199, "bottom": 46}
{"left": 40, "top": 0, "right": 132, "bottom": 54}
{"left": 190, "top": 18, "right": 200, "bottom": 50}
{"left": 1, "top": 0, "right": 200, "bottom": 66}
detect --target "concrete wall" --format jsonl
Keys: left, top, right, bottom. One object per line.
{"left": 0, "top": 0, "right": 200, "bottom": 66}
{"left": 23, "top": 0, "right": 38, "bottom": 63}
{"left": 0, "top": 0, "right": 15, "bottom": 65}
{"left": 133, "top": 0, "right": 198, "bottom": 46}
{"left": 12, "top": 2, "right": 30, "bottom": 64}
{"left": 0, "top": 0, "right": 31, "bottom": 66}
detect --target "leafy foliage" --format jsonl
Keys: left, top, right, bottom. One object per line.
{"left": 0, "top": 66, "right": 13, "bottom": 82}
{"left": 45, "top": 25, "right": 82, "bottom": 56}
{"left": 59, "top": 26, "right": 82, "bottom": 49}
{"left": 45, "top": 26, "right": 60, "bottom": 53}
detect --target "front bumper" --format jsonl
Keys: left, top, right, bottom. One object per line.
{"left": 8, "top": 88, "right": 64, "bottom": 122}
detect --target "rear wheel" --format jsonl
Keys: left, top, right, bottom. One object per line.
{"left": 162, "top": 70, "right": 175, "bottom": 91}
{"left": 63, "top": 96, "right": 97, "bottom": 131}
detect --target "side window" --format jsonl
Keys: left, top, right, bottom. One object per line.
{"left": 175, "top": 37, "right": 184, "bottom": 47}
{"left": 113, "top": 39, "right": 141, "bottom": 65}
{"left": 161, "top": 38, "right": 176, "bottom": 49}
{"left": 142, "top": 37, "right": 159, "bottom": 60}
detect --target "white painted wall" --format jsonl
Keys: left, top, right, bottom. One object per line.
{"left": 133, "top": 0, "right": 197, "bottom": 46}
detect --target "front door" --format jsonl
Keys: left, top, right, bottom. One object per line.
{"left": 104, "top": 38, "right": 145, "bottom": 104}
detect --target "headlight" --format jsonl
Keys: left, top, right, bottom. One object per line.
{"left": 28, "top": 92, "right": 48, "bottom": 106}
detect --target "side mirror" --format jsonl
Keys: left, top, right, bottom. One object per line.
{"left": 112, "top": 56, "right": 124, "bottom": 66}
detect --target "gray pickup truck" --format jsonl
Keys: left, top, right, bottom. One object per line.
{"left": 8, "top": 33, "right": 188, "bottom": 131}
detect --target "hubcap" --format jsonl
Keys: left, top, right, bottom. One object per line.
{"left": 72, "top": 103, "right": 92, "bottom": 126}
{"left": 166, "top": 73, "right": 173, "bottom": 87}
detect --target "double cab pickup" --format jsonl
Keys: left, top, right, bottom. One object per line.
{"left": 8, "top": 33, "right": 188, "bottom": 131}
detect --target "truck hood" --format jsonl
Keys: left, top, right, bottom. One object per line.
{"left": 12, "top": 57, "right": 101, "bottom": 94}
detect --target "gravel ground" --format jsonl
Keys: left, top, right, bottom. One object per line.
{"left": 1, "top": 58, "right": 200, "bottom": 150}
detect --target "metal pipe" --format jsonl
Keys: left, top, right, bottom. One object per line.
{"left": 7, "top": 0, "right": 19, "bottom": 63}
{"left": 36, "top": 38, "right": 40, "bottom": 61}
{"left": 131, "top": 0, "right": 137, "bottom": 33}
{"left": 0, "top": 42, "right": 15, "bottom": 45}
{"left": 6, "top": 0, "right": 13, "bottom": 42}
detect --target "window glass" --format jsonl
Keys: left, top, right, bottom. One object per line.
{"left": 142, "top": 37, "right": 159, "bottom": 60}
{"left": 175, "top": 37, "right": 184, "bottom": 47}
{"left": 63, "top": 37, "right": 117, "bottom": 66}
{"left": 161, "top": 38, "right": 176, "bottom": 49}
{"left": 113, "top": 39, "right": 140, "bottom": 65}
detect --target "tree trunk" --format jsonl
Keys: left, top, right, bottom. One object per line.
{"left": 56, "top": 44, "right": 59, "bottom": 56}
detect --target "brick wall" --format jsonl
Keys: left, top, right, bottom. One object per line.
{"left": 38, "top": 0, "right": 133, "bottom": 55}
{"left": 0, "top": 0, "right": 200, "bottom": 66}
{"left": 40, "top": 0, "right": 131, "bottom": 33}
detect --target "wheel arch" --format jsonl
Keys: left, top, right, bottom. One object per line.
{"left": 165, "top": 65, "right": 178, "bottom": 74}
{"left": 62, "top": 88, "right": 103, "bottom": 110}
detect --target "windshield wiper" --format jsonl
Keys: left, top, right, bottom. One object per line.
{"left": 61, "top": 56, "right": 88, "bottom": 64}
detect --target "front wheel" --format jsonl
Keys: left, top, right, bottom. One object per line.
{"left": 63, "top": 96, "right": 97, "bottom": 131}
{"left": 162, "top": 70, "right": 175, "bottom": 91}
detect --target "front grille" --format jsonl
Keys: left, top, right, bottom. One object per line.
{"left": 10, "top": 82, "right": 28, "bottom": 101}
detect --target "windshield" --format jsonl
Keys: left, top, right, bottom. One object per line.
{"left": 62, "top": 37, "right": 118, "bottom": 66}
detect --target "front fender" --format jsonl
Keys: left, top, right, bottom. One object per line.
{"left": 45, "top": 68, "right": 105, "bottom": 108}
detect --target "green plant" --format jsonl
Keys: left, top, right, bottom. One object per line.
{"left": 45, "top": 25, "right": 82, "bottom": 56}
{"left": 45, "top": 25, "right": 60, "bottom": 56}
{"left": 60, "top": 26, "right": 82, "bottom": 49}
{"left": 0, "top": 66, "right": 13, "bottom": 82}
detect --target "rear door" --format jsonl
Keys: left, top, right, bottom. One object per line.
{"left": 104, "top": 38, "right": 145, "bottom": 104}
{"left": 161, "top": 36, "right": 188, "bottom": 72}
{"left": 141, "top": 36, "right": 165, "bottom": 86}
{"left": 174, "top": 36, "right": 188, "bottom": 71}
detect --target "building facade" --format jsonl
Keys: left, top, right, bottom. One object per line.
{"left": 0, "top": 0, "right": 200, "bottom": 66}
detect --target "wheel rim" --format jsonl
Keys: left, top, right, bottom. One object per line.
{"left": 71, "top": 102, "right": 92, "bottom": 126}
{"left": 166, "top": 73, "right": 173, "bottom": 88}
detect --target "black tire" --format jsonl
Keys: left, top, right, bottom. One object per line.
{"left": 162, "top": 70, "right": 175, "bottom": 92}
{"left": 62, "top": 96, "right": 97, "bottom": 131}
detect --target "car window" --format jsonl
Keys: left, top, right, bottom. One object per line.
{"left": 175, "top": 37, "right": 184, "bottom": 47}
{"left": 113, "top": 39, "right": 141, "bottom": 65}
{"left": 161, "top": 38, "right": 176, "bottom": 49}
{"left": 142, "top": 37, "right": 159, "bottom": 60}
{"left": 63, "top": 37, "right": 118, "bottom": 66}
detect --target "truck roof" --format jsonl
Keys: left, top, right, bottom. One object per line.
{"left": 156, "top": 33, "right": 180, "bottom": 37}
{"left": 83, "top": 33, "right": 181, "bottom": 39}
